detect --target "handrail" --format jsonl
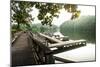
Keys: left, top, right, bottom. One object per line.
{"left": 12, "top": 31, "right": 25, "bottom": 46}
{"left": 49, "top": 40, "right": 86, "bottom": 48}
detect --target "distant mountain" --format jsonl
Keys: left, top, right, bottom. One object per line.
{"left": 60, "top": 16, "right": 96, "bottom": 43}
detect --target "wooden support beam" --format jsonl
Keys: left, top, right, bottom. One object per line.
{"left": 39, "top": 33, "right": 63, "bottom": 43}
{"left": 39, "top": 33, "right": 86, "bottom": 54}
{"left": 54, "top": 56, "right": 75, "bottom": 63}
{"left": 49, "top": 40, "right": 86, "bottom": 48}
{"left": 46, "top": 44, "right": 85, "bottom": 54}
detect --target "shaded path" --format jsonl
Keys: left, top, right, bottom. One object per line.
{"left": 11, "top": 31, "right": 54, "bottom": 66}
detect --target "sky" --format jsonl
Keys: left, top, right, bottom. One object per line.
{"left": 30, "top": 5, "right": 95, "bottom": 27}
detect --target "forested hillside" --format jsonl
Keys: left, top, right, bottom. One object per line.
{"left": 60, "top": 16, "right": 96, "bottom": 43}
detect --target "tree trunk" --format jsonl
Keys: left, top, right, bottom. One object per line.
{"left": 17, "top": 22, "right": 20, "bottom": 31}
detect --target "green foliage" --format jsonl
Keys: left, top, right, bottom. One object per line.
{"left": 64, "top": 4, "right": 77, "bottom": 12}
{"left": 64, "top": 4, "right": 80, "bottom": 19}
{"left": 11, "top": 1, "right": 79, "bottom": 25}
{"left": 31, "top": 25, "right": 40, "bottom": 33}
{"left": 11, "top": 1, "right": 34, "bottom": 30}
{"left": 31, "top": 23, "right": 58, "bottom": 33}
{"left": 11, "top": 1, "right": 80, "bottom": 33}
{"left": 60, "top": 16, "right": 96, "bottom": 43}
{"left": 35, "top": 3, "right": 62, "bottom": 26}
{"left": 35, "top": 3, "right": 80, "bottom": 25}
{"left": 11, "top": 24, "right": 18, "bottom": 33}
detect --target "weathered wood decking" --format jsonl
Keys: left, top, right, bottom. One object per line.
{"left": 39, "top": 33, "right": 63, "bottom": 43}
{"left": 12, "top": 31, "right": 54, "bottom": 66}
{"left": 12, "top": 31, "right": 87, "bottom": 66}
{"left": 39, "top": 33, "right": 86, "bottom": 54}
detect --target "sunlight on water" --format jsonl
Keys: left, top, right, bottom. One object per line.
{"left": 54, "top": 43, "right": 95, "bottom": 62}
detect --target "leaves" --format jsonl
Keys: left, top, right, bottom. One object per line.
{"left": 11, "top": 1, "right": 81, "bottom": 31}
{"left": 36, "top": 3, "right": 62, "bottom": 26}
{"left": 11, "top": 1, "right": 34, "bottom": 30}
{"left": 71, "top": 10, "right": 81, "bottom": 20}
{"left": 64, "top": 4, "right": 77, "bottom": 12}
{"left": 36, "top": 3, "right": 80, "bottom": 25}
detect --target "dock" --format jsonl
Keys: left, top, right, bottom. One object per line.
{"left": 39, "top": 33, "right": 63, "bottom": 43}
{"left": 39, "top": 33, "right": 86, "bottom": 54}
{"left": 49, "top": 39, "right": 86, "bottom": 48}
{"left": 11, "top": 31, "right": 87, "bottom": 66}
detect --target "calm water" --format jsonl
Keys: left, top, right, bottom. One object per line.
{"left": 53, "top": 31, "right": 96, "bottom": 63}
{"left": 54, "top": 43, "right": 95, "bottom": 63}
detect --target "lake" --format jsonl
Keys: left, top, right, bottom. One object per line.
{"left": 53, "top": 31, "right": 96, "bottom": 63}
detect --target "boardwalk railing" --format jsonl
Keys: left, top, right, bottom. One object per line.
{"left": 39, "top": 33, "right": 63, "bottom": 43}
{"left": 39, "top": 33, "right": 86, "bottom": 55}
{"left": 12, "top": 31, "right": 25, "bottom": 46}
{"left": 49, "top": 40, "right": 86, "bottom": 48}
{"left": 12, "top": 31, "right": 87, "bottom": 65}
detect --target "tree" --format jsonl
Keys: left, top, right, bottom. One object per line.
{"left": 35, "top": 3, "right": 80, "bottom": 26}
{"left": 11, "top": 1, "right": 34, "bottom": 30}
{"left": 11, "top": 1, "right": 80, "bottom": 31}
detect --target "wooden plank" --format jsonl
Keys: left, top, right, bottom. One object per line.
{"left": 39, "top": 33, "right": 86, "bottom": 48}
{"left": 49, "top": 40, "right": 86, "bottom": 48}
{"left": 50, "top": 44, "right": 86, "bottom": 54}
{"left": 39, "top": 33, "right": 63, "bottom": 43}
{"left": 46, "top": 43, "right": 86, "bottom": 54}
{"left": 54, "top": 56, "right": 75, "bottom": 63}
{"left": 12, "top": 31, "right": 24, "bottom": 44}
{"left": 61, "top": 36, "right": 69, "bottom": 41}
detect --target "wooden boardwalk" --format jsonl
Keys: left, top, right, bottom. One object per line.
{"left": 12, "top": 31, "right": 54, "bottom": 66}
{"left": 11, "top": 31, "right": 87, "bottom": 66}
{"left": 39, "top": 33, "right": 63, "bottom": 43}
{"left": 39, "top": 33, "right": 86, "bottom": 54}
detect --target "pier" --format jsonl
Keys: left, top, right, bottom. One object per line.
{"left": 11, "top": 31, "right": 86, "bottom": 66}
